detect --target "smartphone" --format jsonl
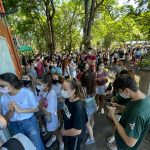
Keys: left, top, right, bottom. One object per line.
{"left": 105, "top": 102, "right": 113, "bottom": 107}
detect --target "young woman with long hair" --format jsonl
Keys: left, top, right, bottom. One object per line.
{"left": 61, "top": 79, "right": 88, "bottom": 150}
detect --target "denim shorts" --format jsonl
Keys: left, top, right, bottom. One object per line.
{"left": 96, "top": 85, "right": 106, "bottom": 95}
{"left": 85, "top": 96, "right": 97, "bottom": 120}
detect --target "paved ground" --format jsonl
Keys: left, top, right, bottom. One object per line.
{"left": 43, "top": 110, "right": 150, "bottom": 150}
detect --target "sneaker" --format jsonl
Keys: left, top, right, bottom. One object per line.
{"left": 107, "top": 135, "right": 115, "bottom": 144}
{"left": 46, "top": 135, "right": 57, "bottom": 148}
{"left": 85, "top": 138, "right": 95, "bottom": 145}
{"left": 101, "top": 108, "right": 104, "bottom": 114}
{"left": 107, "top": 143, "right": 117, "bottom": 150}
{"left": 96, "top": 105, "right": 99, "bottom": 111}
{"left": 41, "top": 130, "right": 47, "bottom": 136}
{"left": 59, "top": 143, "right": 64, "bottom": 150}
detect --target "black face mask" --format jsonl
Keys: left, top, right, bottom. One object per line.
{"left": 52, "top": 79, "right": 59, "bottom": 84}
{"left": 22, "top": 80, "right": 32, "bottom": 87}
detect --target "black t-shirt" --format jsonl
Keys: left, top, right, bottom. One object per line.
{"left": 63, "top": 99, "right": 88, "bottom": 136}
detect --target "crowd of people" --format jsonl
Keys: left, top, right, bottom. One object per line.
{"left": 0, "top": 46, "right": 150, "bottom": 150}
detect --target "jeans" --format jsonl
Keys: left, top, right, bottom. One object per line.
{"left": 8, "top": 115, "right": 45, "bottom": 150}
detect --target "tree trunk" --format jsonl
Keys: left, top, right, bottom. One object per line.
{"left": 83, "top": 0, "right": 89, "bottom": 51}
{"left": 45, "top": 1, "right": 52, "bottom": 54}
{"left": 83, "top": 0, "right": 105, "bottom": 51}
{"left": 49, "top": 0, "right": 56, "bottom": 53}
{"left": 50, "top": 17, "right": 56, "bottom": 53}
{"left": 43, "top": 0, "right": 56, "bottom": 55}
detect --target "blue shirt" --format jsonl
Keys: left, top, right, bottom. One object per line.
{"left": 51, "top": 67, "right": 62, "bottom": 76}
{"left": 0, "top": 88, "right": 38, "bottom": 121}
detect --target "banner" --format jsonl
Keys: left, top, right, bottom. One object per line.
{"left": 0, "top": 36, "right": 16, "bottom": 74}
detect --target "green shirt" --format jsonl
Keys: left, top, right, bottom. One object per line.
{"left": 115, "top": 96, "right": 150, "bottom": 150}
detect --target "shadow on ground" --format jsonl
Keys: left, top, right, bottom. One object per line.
{"left": 43, "top": 111, "right": 150, "bottom": 150}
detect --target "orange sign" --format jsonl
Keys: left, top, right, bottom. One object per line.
{"left": 0, "top": 0, "right": 22, "bottom": 77}
{"left": 0, "top": 0, "right": 5, "bottom": 13}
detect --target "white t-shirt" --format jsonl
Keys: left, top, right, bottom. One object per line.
{"left": 114, "top": 53, "right": 118, "bottom": 58}
{"left": 52, "top": 83, "right": 62, "bottom": 99}
{"left": 64, "top": 65, "right": 70, "bottom": 76}
{"left": 0, "top": 88, "right": 38, "bottom": 122}
{"left": 40, "top": 90, "right": 59, "bottom": 131}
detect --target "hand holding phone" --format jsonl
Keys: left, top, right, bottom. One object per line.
{"left": 105, "top": 102, "right": 113, "bottom": 107}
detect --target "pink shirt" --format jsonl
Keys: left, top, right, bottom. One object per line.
{"left": 36, "top": 61, "right": 44, "bottom": 77}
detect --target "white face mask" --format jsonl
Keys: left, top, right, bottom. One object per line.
{"left": 99, "top": 66, "right": 104, "bottom": 70}
{"left": 119, "top": 92, "right": 130, "bottom": 99}
{"left": 34, "top": 63, "right": 37, "bottom": 67}
{"left": 36, "top": 85, "right": 45, "bottom": 91}
{"left": 53, "top": 64, "right": 57, "bottom": 67}
{"left": 0, "top": 87, "right": 10, "bottom": 94}
{"left": 61, "top": 89, "right": 70, "bottom": 99}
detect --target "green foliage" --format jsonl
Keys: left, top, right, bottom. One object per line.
{"left": 138, "top": 55, "right": 150, "bottom": 68}
{"left": 2, "top": 0, "right": 150, "bottom": 53}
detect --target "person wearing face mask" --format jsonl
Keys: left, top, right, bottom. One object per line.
{"left": 51, "top": 61, "right": 62, "bottom": 76}
{"left": 80, "top": 63, "right": 97, "bottom": 145}
{"left": 62, "top": 58, "right": 71, "bottom": 79}
{"left": 61, "top": 79, "right": 88, "bottom": 150}
{"left": 0, "top": 73, "right": 44, "bottom": 150}
{"left": 0, "top": 115, "right": 36, "bottom": 150}
{"left": 35, "top": 56, "right": 44, "bottom": 78}
{"left": 25, "top": 59, "right": 37, "bottom": 79}
{"left": 112, "top": 59, "right": 123, "bottom": 75}
{"left": 22, "top": 74, "right": 33, "bottom": 91}
{"left": 43, "top": 57, "right": 50, "bottom": 73}
{"left": 84, "top": 48, "right": 96, "bottom": 72}
{"left": 107, "top": 69, "right": 135, "bottom": 145}
{"left": 107, "top": 74, "right": 150, "bottom": 150}
{"left": 39, "top": 75, "right": 64, "bottom": 149}
{"left": 69, "top": 59, "right": 77, "bottom": 79}
{"left": 51, "top": 74, "right": 64, "bottom": 126}
{"left": 96, "top": 63, "right": 108, "bottom": 115}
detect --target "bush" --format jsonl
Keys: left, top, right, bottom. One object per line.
{"left": 138, "top": 59, "right": 150, "bottom": 68}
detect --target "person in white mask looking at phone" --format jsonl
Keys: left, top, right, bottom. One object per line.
{"left": 107, "top": 74, "right": 150, "bottom": 150}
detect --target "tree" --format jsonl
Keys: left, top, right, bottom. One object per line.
{"left": 83, "top": 0, "right": 105, "bottom": 51}
{"left": 43, "top": 0, "right": 56, "bottom": 54}
{"left": 2, "top": 0, "right": 150, "bottom": 53}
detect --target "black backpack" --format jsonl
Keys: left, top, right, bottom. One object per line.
{"left": 1, "top": 138, "right": 25, "bottom": 150}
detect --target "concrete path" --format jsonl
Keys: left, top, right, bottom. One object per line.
{"left": 44, "top": 111, "right": 150, "bottom": 150}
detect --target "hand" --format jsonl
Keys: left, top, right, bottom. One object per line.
{"left": 59, "top": 98, "right": 65, "bottom": 103}
{"left": 8, "top": 102, "right": 15, "bottom": 112}
{"left": 11, "top": 102, "right": 21, "bottom": 113}
{"left": 61, "top": 128, "right": 65, "bottom": 136}
{"left": 107, "top": 105, "right": 116, "bottom": 118}
{"left": 45, "top": 111, "right": 50, "bottom": 116}
{"left": 109, "top": 102, "right": 125, "bottom": 113}
{"left": 109, "top": 102, "right": 120, "bottom": 109}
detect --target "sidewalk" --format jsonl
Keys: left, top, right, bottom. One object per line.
{"left": 45, "top": 111, "right": 150, "bottom": 150}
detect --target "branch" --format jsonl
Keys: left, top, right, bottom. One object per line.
{"left": 94, "top": 0, "right": 105, "bottom": 13}
{"left": 50, "top": 0, "right": 55, "bottom": 19}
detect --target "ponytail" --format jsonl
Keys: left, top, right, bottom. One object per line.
{"left": 65, "top": 79, "right": 85, "bottom": 100}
